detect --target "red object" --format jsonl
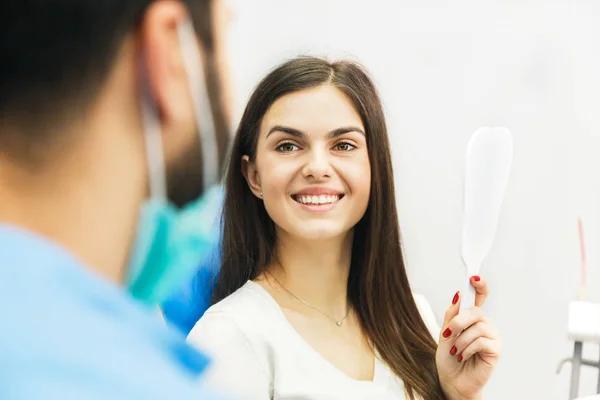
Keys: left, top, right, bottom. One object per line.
{"left": 458, "top": 355, "right": 463, "bottom": 362}
{"left": 578, "top": 217, "right": 586, "bottom": 298}
{"left": 472, "top": 275, "right": 481, "bottom": 282}
{"left": 452, "top": 291, "right": 459, "bottom": 305}
{"left": 450, "top": 346, "right": 457, "bottom": 356}
{"left": 443, "top": 328, "right": 452, "bottom": 338}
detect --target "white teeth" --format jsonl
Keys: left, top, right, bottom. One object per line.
{"left": 296, "top": 194, "right": 340, "bottom": 205}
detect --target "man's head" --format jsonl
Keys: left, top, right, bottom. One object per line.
{"left": 0, "top": 0, "right": 232, "bottom": 282}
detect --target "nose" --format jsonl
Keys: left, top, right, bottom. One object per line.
{"left": 302, "top": 146, "right": 332, "bottom": 181}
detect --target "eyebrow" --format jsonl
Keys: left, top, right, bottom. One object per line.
{"left": 266, "top": 125, "right": 365, "bottom": 139}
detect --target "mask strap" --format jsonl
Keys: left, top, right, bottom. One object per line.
{"left": 177, "top": 19, "right": 220, "bottom": 189}
{"left": 140, "top": 78, "right": 168, "bottom": 200}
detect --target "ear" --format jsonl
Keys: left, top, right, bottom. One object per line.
{"left": 241, "top": 155, "right": 262, "bottom": 199}
{"left": 139, "top": 1, "right": 195, "bottom": 138}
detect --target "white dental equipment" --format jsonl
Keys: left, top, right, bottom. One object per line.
{"left": 556, "top": 218, "right": 600, "bottom": 399}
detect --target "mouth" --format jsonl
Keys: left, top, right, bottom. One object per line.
{"left": 291, "top": 193, "right": 345, "bottom": 206}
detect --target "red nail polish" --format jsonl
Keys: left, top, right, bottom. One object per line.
{"left": 458, "top": 355, "right": 463, "bottom": 362}
{"left": 443, "top": 328, "right": 452, "bottom": 338}
{"left": 452, "top": 291, "right": 459, "bottom": 305}
{"left": 472, "top": 275, "right": 481, "bottom": 282}
{"left": 450, "top": 346, "right": 457, "bottom": 356}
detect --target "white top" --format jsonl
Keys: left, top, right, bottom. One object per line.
{"left": 188, "top": 281, "right": 441, "bottom": 400}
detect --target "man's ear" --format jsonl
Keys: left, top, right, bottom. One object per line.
{"left": 241, "top": 155, "right": 262, "bottom": 199}
{"left": 139, "top": 1, "right": 194, "bottom": 134}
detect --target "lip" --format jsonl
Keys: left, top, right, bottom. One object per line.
{"left": 295, "top": 201, "right": 341, "bottom": 213}
{"left": 292, "top": 187, "right": 344, "bottom": 196}
{"left": 290, "top": 187, "right": 345, "bottom": 213}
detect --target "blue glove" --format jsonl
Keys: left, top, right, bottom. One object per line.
{"left": 161, "top": 245, "right": 221, "bottom": 335}
{"left": 161, "top": 187, "right": 224, "bottom": 335}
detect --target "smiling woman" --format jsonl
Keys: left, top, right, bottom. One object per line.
{"left": 246, "top": 84, "right": 371, "bottom": 242}
{"left": 186, "top": 56, "right": 501, "bottom": 400}
{"left": 269, "top": 124, "right": 361, "bottom": 211}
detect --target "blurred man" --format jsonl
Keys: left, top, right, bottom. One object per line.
{"left": 161, "top": 0, "right": 234, "bottom": 334}
{"left": 0, "top": 0, "right": 232, "bottom": 398}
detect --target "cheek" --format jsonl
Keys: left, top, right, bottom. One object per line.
{"left": 340, "top": 155, "right": 371, "bottom": 197}
{"left": 257, "top": 156, "right": 298, "bottom": 195}
{"left": 258, "top": 160, "right": 298, "bottom": 227}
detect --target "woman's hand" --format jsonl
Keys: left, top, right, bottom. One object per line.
{"left": 436, "top": 276, "right": 502, "bottom": 400}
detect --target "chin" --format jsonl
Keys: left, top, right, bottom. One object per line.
{"left": 292, "top": 222, "right": 349, "bottom": 242}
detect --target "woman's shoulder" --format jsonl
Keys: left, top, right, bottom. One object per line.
{"left": 204, "top": 280, "right": 281, "bottom": 322}
{"left": 186, "top": 281, "right": 275, "bottom": 399}
{"left": 203, "top": 280, "right": 264, "bottom": 314}
{"left": 188, "top": 281, "right": 277, "bottom": 341}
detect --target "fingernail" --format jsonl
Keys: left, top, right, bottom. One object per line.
{"left": 443, "top": 328, "right": 452, "bottom": 338}
{"left": 472, "top": 275, "right": 481, "bottom": 282}
{"left": 452, "top": 291, "right": 459, "bottom": 305}
{"left": 450, "top": 345, "right": 457, "bottom": 356}
{"left": 458, "top": 354, "right": 463, "bottom": 362}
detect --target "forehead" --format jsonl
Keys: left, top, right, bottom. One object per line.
{"left": 260, "top": 85, "right": 364, "bottom": 135}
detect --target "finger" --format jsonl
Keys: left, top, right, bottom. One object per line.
{"left": 458, "top": 336, "right": 501, "bottom": 363}
{"left": 440, "top": 291, "right": 461, "bottom": 343}
{"left": 448, "top": 321, "right": 498, "bottom": 358}
{"left": 470, "top": 275, "right": 489, "bottom": 307}
{"left": 440, "top": 306, "right": 486, "bottom": 344}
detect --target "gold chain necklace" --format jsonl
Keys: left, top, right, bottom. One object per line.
{"left": 265, "top": 270, "right": 350, "bottom": 327}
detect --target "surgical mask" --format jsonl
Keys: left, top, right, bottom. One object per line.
{"left": 126, "top": 20, "right": 223, "bottom": 306}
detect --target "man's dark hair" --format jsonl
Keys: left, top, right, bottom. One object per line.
{"left": 0, "top": 0, "right": 219, "bottom": 163}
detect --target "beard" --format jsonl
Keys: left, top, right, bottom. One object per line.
{"left": 165, "top": 132, "right": 205, "bottom": 209}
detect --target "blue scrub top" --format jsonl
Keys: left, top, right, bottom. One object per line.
{"left": 0, "top": 224, "right": 227, "bottom": 400}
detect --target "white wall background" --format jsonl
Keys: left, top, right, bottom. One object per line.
{"left": 225, "top": 1, "right": 600, "bottom": 398}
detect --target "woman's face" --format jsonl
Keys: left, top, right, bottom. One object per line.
{"left": 243, "top": 85, "right": 371, "bottom": 241}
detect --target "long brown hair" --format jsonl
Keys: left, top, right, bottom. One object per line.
{"left": 215, "top": 56, "right": 444, "bottom": 400}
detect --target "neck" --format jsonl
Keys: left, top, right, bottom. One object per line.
{"left": 0, "top": 37, "right": 146, "bottom": 285}
{"left": 268, "top": 231, "right": 354, "bottom": 317}
{"left": 0, "top": 64, "right": 145, "bottom": 284}
{"left": 0, "top": 126, "right": 144, "bottom": 285}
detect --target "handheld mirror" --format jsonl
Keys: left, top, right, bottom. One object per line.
{"left": 460, "top": 127, "right": 514, "bottom": 312}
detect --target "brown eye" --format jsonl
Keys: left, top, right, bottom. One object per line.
{"left": 333, "top": 141, "right": 357, "bottom": 151}
{"left": 276, "top": 142, "right": 300, "bottom": 152}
